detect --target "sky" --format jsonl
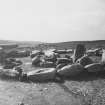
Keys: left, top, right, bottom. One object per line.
{"left": 0, "top": 0, "right": 105, "bottom": 43}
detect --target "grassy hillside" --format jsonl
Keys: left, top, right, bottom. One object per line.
{"left": 0, "top": 40, "right": 42, "bottom": 48}
{"left": 37, "top": 40, "right": 105, "bottom": 50}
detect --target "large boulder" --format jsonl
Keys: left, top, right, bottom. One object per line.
{"left": 85, "top": 63, "right": 104, "bottom": 72}
{"left": 27, "top": 68, "right": 56, "bottom": 81}
{"left": 57, "top": 64, "right": 84, "bottom": 77}
{"left": 40, "top": 61, "right": 55, "bottom": 68}
{"left": 86, "top": 50, "right": 96, "bottom": 56}
{"left": 44, "top": 50, "right": 57, "bottom": 62}
{"left": 76, "top": 56, "right": 93, "bottom": 66}
{"left": 86, "top": 48, "right": 102, "bottom": 57}
{"left": 32, "top": 55, "right": 41, "bottom": 66}
{"left": 56, "top": 63, "right": 68, "bottom": 69}
{"left": 30, "top": 50, "right": 44, "bottom": 58}
{"left": 95, "top": 48, "right": 102, "bottom": 56}
{"left": 56, "top": 58, "right": 73, "bottom": 65}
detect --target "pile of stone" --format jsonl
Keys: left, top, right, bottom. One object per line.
{"left": 6, "top": 50, "right": 30, "bottom": 58}
{"left": 1, "top": 44, "right": 105, "bottom": 82}
{"left": 56, "top": 44, "right": 105, "bottom": 77}
{"left": 31, "top": 50, "right": 57, "bottom": 68}
{"left": 3, "top": 58, "right": 22, "bottom": 69}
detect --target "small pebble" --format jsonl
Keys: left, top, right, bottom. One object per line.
{"left": 44, "top": 88, "right": 48, "bottom": 90}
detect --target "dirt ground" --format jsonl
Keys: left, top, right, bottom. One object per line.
{"left": 0, "top": 56, "right": 105, "bottom": 105}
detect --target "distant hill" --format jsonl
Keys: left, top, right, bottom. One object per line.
{"left": 0, "top": 40, "right": 43, "bottom": 48}
{"left": 0, "top": 40, "right": 105, "bottom": 50}
{"left": 36, "top": 40, "right": 105, "bottom": 50}
{"left": 0, "top": 40, "right": 14, "bottom": 44}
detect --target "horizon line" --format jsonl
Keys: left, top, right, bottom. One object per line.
{"left": 0, "top": 39, "right": 105, "bottom": 43}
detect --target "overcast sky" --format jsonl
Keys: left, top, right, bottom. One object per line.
{"left": 0, "top": 0, "right": 105, "bottom": 42}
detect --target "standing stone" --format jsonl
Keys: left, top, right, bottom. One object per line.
{"left": 101, "top": 49, "right": 105, "bottom": 64}
{"left": 73, "top": 44, "right": 86, "bottom": 63}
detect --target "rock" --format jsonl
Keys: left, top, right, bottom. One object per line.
{"left": 27, "top": 68, "right": 56, "bottom": 81}
{"left": 101, "top": 49, "right": 105, "bottom": 64}
{"left": 56, "top": 63, "right": 68, "bottom": 69}
{"left": 40, "top": 61, "right": 55, "bottom": 68}
{"left": 32, "top": 55, "right": 41, "bottom": 66}
{"left": 56, "top": 58, "right": 72, "bottom": 65}
{"left": 72, "top": 44, "right": 86, "bottom": 63}
{"left": 76, "top": 56, "right": 93, "bottom": 66}
{"left": 85, "top": 63, "right": 104, "bottom": 72}
{"left": 57, "top": 64, "right": 84, "bottom": 77}
{"left": 30, "top": 50, "right": 44, "bottom": 58}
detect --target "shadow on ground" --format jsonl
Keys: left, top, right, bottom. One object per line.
{"left": 63, "top": 70, "right": 105, "bottom": 82}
